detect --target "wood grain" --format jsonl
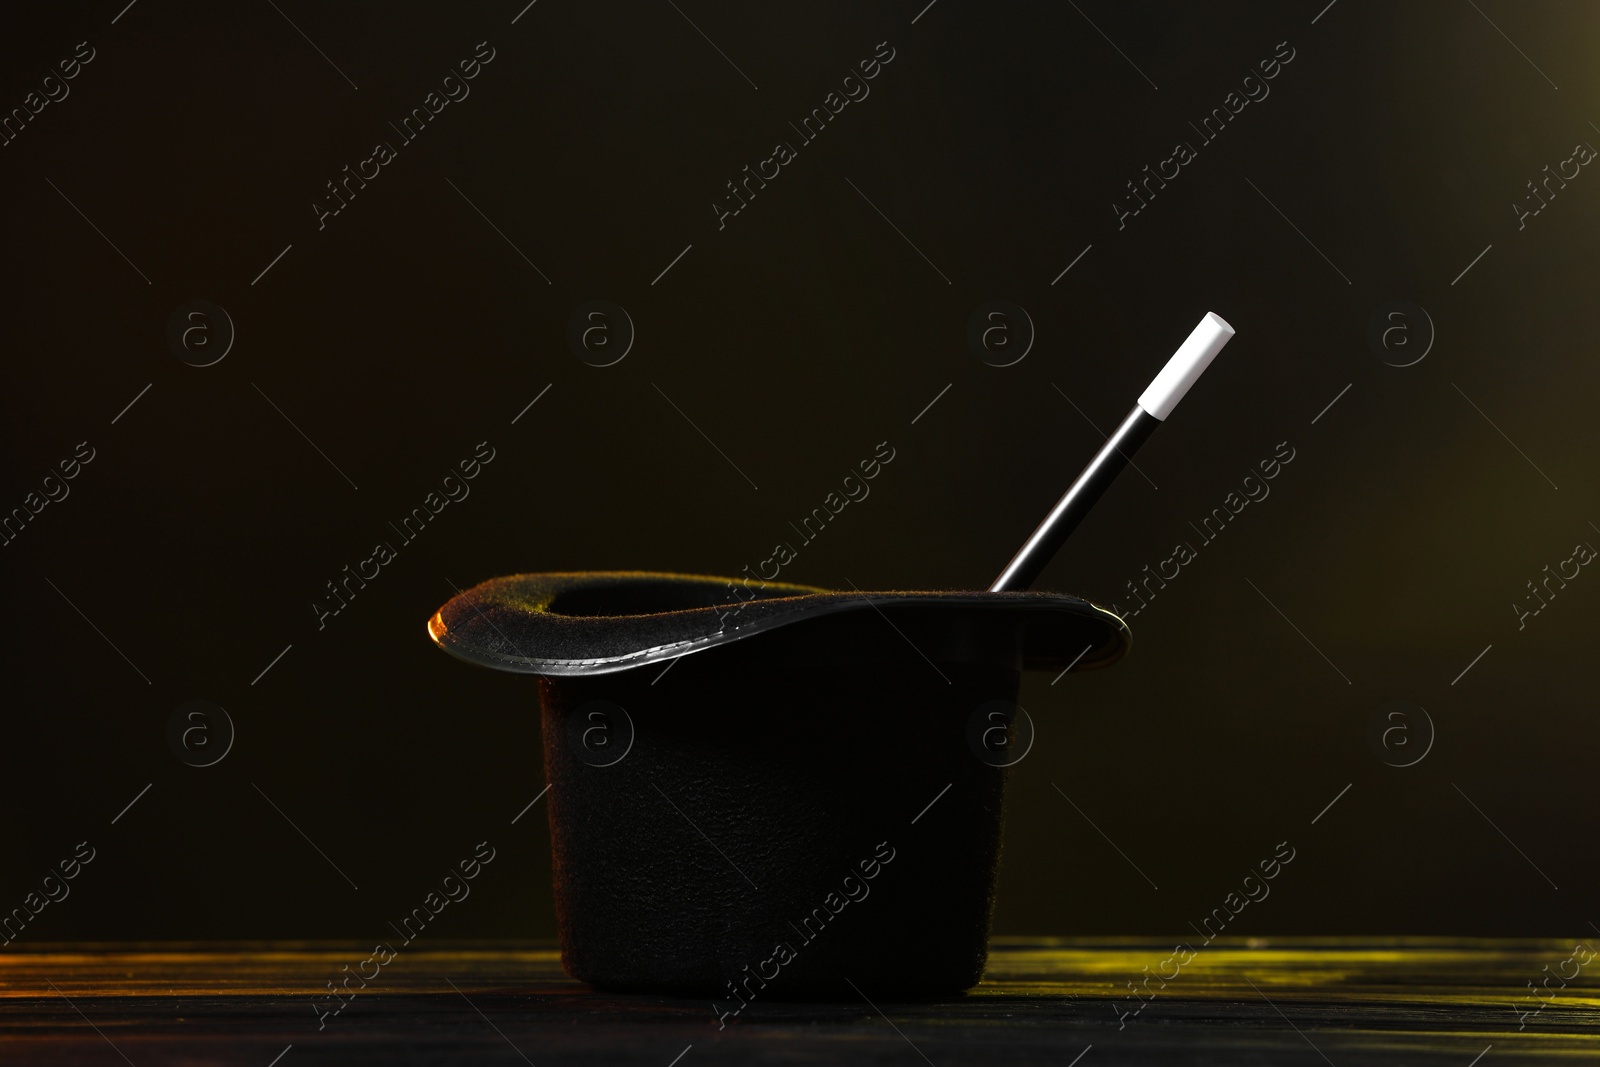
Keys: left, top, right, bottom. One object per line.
{"left": 0, "top": 937, "right": 1594, "bottom": 1064}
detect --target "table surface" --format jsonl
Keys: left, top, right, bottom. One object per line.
{"left": 2, "top": 937, "right": 1596, "bottom": 1064}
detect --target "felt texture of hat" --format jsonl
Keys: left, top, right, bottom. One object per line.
{"left": 428, "top": 571, "right": 1129, "bottom": 677}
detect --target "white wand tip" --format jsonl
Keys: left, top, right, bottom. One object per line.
{"left": 1136, "top": 312, "right": 1235, "bottom": 421}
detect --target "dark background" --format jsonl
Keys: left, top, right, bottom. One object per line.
{"left": 1, "top": 0, "right": 1595, "bottom": 945}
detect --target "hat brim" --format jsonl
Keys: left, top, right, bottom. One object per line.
{"left": 428, "top": 571, "right": 1129, "bottom": 678}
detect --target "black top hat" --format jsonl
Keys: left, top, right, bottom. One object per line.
{"left": 428, "top": 570, "right": 1128, "bottom": 999}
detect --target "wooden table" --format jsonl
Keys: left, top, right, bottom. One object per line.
{"left": 2, "top": 938, "right": 1595, "bottom": 1064}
